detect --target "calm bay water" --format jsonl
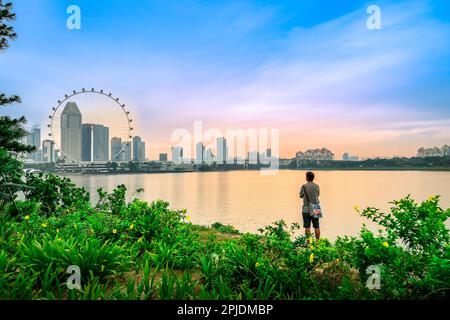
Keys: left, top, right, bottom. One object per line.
{"left": 68, "top": 170, "right": 450, "bottom": 241}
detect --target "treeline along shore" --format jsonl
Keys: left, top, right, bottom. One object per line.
{"left": 23, "top": 156, "right": 450, "bottom": 174}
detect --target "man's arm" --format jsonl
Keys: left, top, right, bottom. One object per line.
{"left": 299, "top": 185, "right": 305, "bottom": 198}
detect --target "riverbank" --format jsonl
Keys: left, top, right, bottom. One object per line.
{"left": 23, "top": 166, "right": 450, "bottom": 176}
{"left": 23, "top": 156, "right": 450, "bottom": 175}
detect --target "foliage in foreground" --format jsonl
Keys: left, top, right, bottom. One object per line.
{"left": 0, "top": 172, "right": 449, "bottom": 300}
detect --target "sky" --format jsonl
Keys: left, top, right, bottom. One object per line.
{"left": 1, "top": 0, "right": 450, "bottom": 159}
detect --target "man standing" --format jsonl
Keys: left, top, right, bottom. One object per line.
{"left": 299, "top": 171, "right": 321, "bottom": 240}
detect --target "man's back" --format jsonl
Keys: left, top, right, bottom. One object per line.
{"left": 300, "top": 181, "right": 320, "bottom": 213}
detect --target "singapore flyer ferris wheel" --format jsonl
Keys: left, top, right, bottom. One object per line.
{"left": 48, "top": 88, "right": 133, "bottom": 163}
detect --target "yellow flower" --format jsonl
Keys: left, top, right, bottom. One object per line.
{"left": 309, "top": 253, "right": 315, "bottom": 264}
{"left": 129, "top": 224, "right": 134, "bottom": 230}
{"left": 336, "top": 259, "right": 340, "bottom": 263}
{"left": 24, "top": 215, "right": 30, "bottom": 220}
{"left": 308, "top": 240, "right": 314, "bottom": 249}
{"left": 112, "top": 229, "right": 117, "bottom": 234}
{"left": 383, "top": 241, "right": 389, "bottom": 248}
{"left": 186, "top": 215, "right": 191, "bottom": 221}
{"left": 353, "top": 205, "right": 360, "bottom": 212}
{"left": 255, "top": 262, "right": 260, "bottom": 267}
{"left": 56, "top": 228, "right": 60, "bottom": 233}
{"left": 41, "top": 223, "right": 48, "bottom": 228}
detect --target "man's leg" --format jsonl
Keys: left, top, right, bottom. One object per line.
{"left": 314, "top": 228, "right": 320, "bottom": 240}
{"left": 303, "top": 213, "right": 312, "bottom": 239}
{"left": 313, "top": 218, "right": 320, "bottom": 240}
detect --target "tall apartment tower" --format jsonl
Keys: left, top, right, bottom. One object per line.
{"left": 216, "top": 137, "right": 227, "bottom": 164}
{"left": 132, "top": 136, "right": 142, "bottom": 161}
{"left": 81, "top": 124, "right": 109, "bottom": 162}
{"left": 171, "top": 146, "right": 183, "bottom": 163}
{"left": 111, "top": 137, "right": 122, "bottom": 162}
{"left": 61, "top": 102, "right": 82, "bottom": 162}
{"left": 42, "top": 140, "right": 55, "bottom": 162}
{"left": 132, "top": 136, "right": 146, "bottom": 161}
{"left": 26, "top": 125, "right": 41, "bottom": 149}
{"left": 26, "top": 125, "right": 41, "bottom": 161}
{"left": 195, "top": 142, "right": 205, "bottom": 164}
{"left": 121, "top": 142, "right": 132, "bottom": 161}
{"left": 139, "top": 141, "right": 146, "bottom": 161}
{"left": 205, "top": 148, "right": 214, "bottom": 164}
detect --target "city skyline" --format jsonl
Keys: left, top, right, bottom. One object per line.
{"left": 4, "top": 1, "right": 450, "bottom": 159}
{"left": 24, "top": 121, "right": 450, "bottom": 162}
{"left": 26, "top": 101, "right": 148, "bottom": 163}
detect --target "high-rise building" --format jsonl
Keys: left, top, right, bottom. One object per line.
{"left": 26, "top": 125, "right": 41, "bottom": 161}
{"left": 159, "top": 153, "right": 168, "bottom": 162}
{"left": 195, "top": 142, "right": 205, "bottom": 164}
{"left": 216, "top": 137, "right": 227, "bottom": 164}
{"left": 171, "top": 146, "right": 183, "bottom": 163}
{"left": 61, "top": 102, "right": 82, "bottom": 162}
{"left": 81, "top": 125, "right": 91, "bottom": 162}
{"left": 121, "top": 142, "right": 131, "bottom": 161}
{"left": 132, "top": 136, "right": 146, "bottom": 161}
{"left": 81, "top": 124, "right": 109, "bottom": 162}
{"left": 42, "top": 140, "right": 55, "bottom": 162}
{"left": 132, "top": 136, "right": 141, "bottom": 161}
{"left": 111, "top": 137, "right": 122, "bottom": 162}
{"left": 139, "top": 141, "right": 146, "bottom": 161}
{"left": 26, "top": 125, "right": 41, "bottom": 149}
{"left": 205, "top": 148, "right": 214, "bottom": 164}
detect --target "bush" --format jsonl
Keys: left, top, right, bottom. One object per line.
{"left": 1, "top": 170, "right": 449, "bottom": 300}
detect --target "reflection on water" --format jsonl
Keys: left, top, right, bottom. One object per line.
{"left": 68, "top": 170, "right": 450, "bottom": 241}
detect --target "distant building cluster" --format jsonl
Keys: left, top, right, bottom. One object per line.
{"left": 295, "top": 148, "right": 334, "bottom": 161}
{"left": 25, "top": 125, "right": 59, "bottom": 162}
{"left": 417, "top": 145, "right": 450, "bottom": 158}
{"left": 170, "top": 137, "right": 274, "bottom": 165}
{"left": 25, "top": 102, "right": 146, "bottom": 163}
{"left": 342, "top": 152, "right": 360, "bottom": 161}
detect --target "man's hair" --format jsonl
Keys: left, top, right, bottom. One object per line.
{"left": 306, "top": 171, "right": 315, "bottom": 182}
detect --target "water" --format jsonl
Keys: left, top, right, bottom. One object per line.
{"left": 68, "top": 170, "right": 450, "bottom": 241}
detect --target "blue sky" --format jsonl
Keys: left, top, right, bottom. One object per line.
{"left": 1, "top": 0, "right": 450, "bottom": 158}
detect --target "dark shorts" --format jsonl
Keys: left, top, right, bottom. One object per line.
{"left": 302, "top": 212, "right": 320, "bottom": 229}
